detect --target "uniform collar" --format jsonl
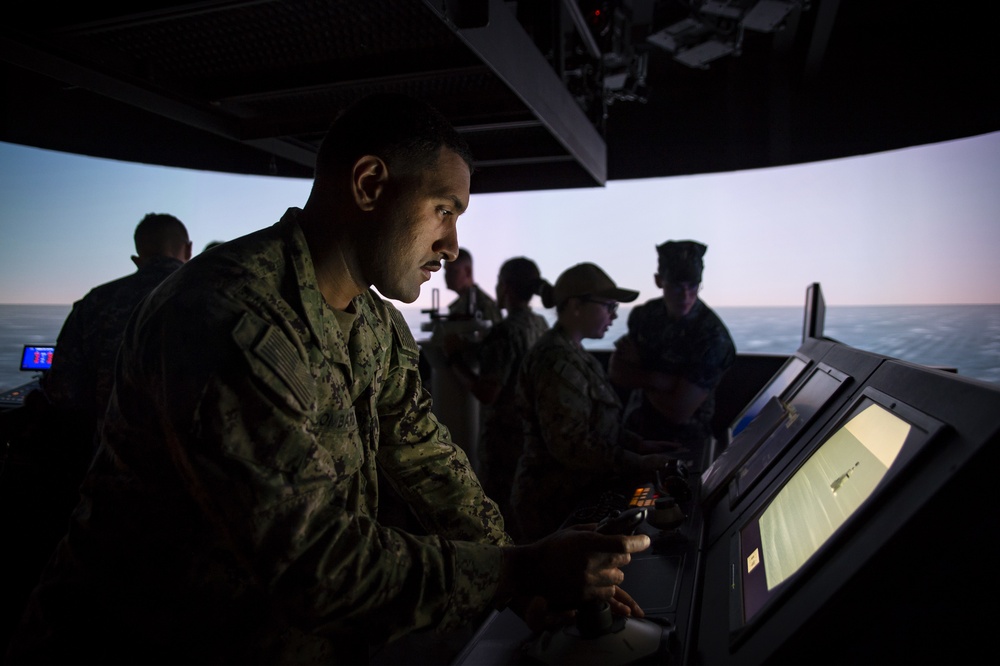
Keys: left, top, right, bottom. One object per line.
{"left": 280, "top": 208, "right": 390, "bottom": 372}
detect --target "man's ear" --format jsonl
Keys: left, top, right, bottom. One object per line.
{"left": 351, "top": 155, "right": 389, "bottom": 211}
{"left": 654, "top": 273, "right": 663, "bottom": 289}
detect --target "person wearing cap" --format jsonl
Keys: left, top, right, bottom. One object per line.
{"left": 608, "top": 240, "right": 735, "bottom": 461}
{"left": 510, "top": 263, "right": 677, "bottom": 542}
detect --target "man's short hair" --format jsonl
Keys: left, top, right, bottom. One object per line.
{"left": 134, "top": 213, "right": 189, "bottom": 258}
{"left": 455, "top": 248, "right": 473, "bottom": 265}
{"left": 314, "top": 94, "right": 473, "bottom": 179}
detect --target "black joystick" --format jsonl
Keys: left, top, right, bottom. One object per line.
{"left": 575, "top": 508, "right": 648, "bottom": 635}
{"left": 525, "top": 507, "right": 667, "bottom": 665}
{"left": 595, "top": 507, "right": 648, "bottom": 536}
{"left": 657, "top": 460, "right": 692, "bottom": 502}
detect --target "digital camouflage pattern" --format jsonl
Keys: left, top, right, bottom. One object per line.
{"left": 42, "top": 256, "right": 184, "bottom": 427}
{"left": 476, "top": 307, "right": 549, "bottom": 521}
{"left": 618, "top": 298, "right": 735, "bottom": 448}
{"left": 511, "top": 324, "right": 640, "bottom": 541}
{"left": 448, "top": 283, "right": 502, "bottom": 324}
{"left": 12, "top": 210, "right": 510, "bottom": 665}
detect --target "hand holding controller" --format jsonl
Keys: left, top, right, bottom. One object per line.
{"left": 595, "top": 507, "right": 649, "bottom": 535}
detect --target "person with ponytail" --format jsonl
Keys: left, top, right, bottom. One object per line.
{"left": 446, "top": 257, "right": 549, "bottom": 522}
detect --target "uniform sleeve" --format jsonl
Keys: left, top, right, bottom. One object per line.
{"left": 137, "top": 298, "right": 505, "bottom": 644}
{"left": 526, "top": 349, "right": 622, "bottom": 471}
{"left": 43, "top": 296, "right": 98, "bottom": 416}
{"left": 375, "top": 306, "right": 512, "bottom": 547}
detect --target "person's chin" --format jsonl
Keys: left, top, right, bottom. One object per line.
{"left": 380, "top": 281, "right": 420, "bottom": 304}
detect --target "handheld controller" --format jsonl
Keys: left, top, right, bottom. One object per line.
{"left": 596, "top": 507, "right": 649, "bottom": 535}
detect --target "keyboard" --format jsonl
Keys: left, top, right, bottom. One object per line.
{"left": 0, "top": 379, "right": 40, "bottom": 409}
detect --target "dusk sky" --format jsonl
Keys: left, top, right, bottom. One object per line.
{"left": 1, "top": 130, "right": 998, "bottom": 310}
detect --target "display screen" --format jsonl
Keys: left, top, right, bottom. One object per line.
{"left": 701, "top": 396, "right": 787, "bottom": 504}
{"left": 730, "top": 356, "right": 809, "bottom": 438}
{"left": 730, "top": 364, "right": 848, "bottom": 505}
{"left": 20, "top": 345, "right": 55, "bottom": 371}
{"left": 737, "top": 399, "right": 914, "bottom": 624}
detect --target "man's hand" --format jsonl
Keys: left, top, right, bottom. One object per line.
{"left": 516, "top": 585, "right": 644, "bottom": 632}
{"left": 498, "top": 526, "right": 651, "bottom": 613}
{"left": 638, "top": 453, "right": 676, "bottom": 475}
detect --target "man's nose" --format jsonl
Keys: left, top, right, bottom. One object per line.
{"left": 434, "top": 221, "right": 459, "bottom": 262}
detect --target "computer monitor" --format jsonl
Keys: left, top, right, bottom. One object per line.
{"left": 802, "top": 282, "right": 825, "bottom": 341}
{"left": 728, "top": 362, "right": 849, "bottom": 508}
{"left": 729, "top": 387, "right": 944, "bottom": 642}
{"left": 20, "top": 345, "right": 54, "bottom": 372}
{"left": 729, "top": 354, "right": 809, "bottom": 439}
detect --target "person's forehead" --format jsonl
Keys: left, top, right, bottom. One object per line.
{"left": 421, "top": 146, "right": 470, "bottom": 204}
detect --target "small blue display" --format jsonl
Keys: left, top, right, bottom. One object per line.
{"left": 20, "top": 345, "right": 55, "bottom": 371}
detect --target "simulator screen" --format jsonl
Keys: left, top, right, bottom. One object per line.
{"left": 738, "top": 400, "right": 911, "bottom": 623}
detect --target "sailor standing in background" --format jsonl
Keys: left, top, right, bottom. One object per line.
{"left": 445, "top": 257, "right": 549, "bottom": 523}
{"left": 608, "top": 240, "right": 735, "bottom": 464}
{"left": 444, "top": 247, "right": 503, "bottom": 324}
{"left": 42, "top": 212, "right": 192, "bottom": 447}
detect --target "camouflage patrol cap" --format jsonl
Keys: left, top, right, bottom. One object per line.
{"left": 553, "top": 262, "right": 639, "bottom": 306}
{"left": 657, "top": 240, "right": 707, "bottom": 283}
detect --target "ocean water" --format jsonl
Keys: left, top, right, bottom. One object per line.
{"left": 2, "top": 303, "right": 998, "bottom": 392}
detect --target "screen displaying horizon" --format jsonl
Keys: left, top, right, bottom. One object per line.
{"left": 750, "top": 403, "right": 910, "bottom": 593}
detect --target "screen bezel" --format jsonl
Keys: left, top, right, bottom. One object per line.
{"left": 702, "top": 354, "right": 813, "bottom": 505}
{"left": 728, "top": 362, "right": 850, "bottom": 508}
{"left": 20, "top": 344, "right": 55, "bottom": 372}
{"left": 728, "top": 387, "right": 945, "bottom": 645}
{"left": 728, "top": 354, "right": 811, "bottom": 441}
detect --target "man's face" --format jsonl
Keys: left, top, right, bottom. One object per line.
{"left": 365, "top": 147, "right": 470, "bottom": 303}
{"left": 656, "top": 273, "right": 700, "bottom": 318}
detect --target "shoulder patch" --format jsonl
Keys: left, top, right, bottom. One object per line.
{"left": 232, "top": 312, "right": 314, "bottom": 408}
{"left": 387, "top": 304, "right": 418, "bottom": 354}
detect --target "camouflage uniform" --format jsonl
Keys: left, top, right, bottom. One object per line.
{"left": 511, "top": 324, "right": 640, "bottom": 541}
{"left": 42, "top": 256, "right": 184, "bottom": 428}
{"left": 476, "top": 307, "right": 549, "bottom": 522}
{"left": 11, "top": 209, "right": 510, "bottom": 664}
{"left": 448, "top": 283, "right": 503, "bottom": 324}
{"left": 618, "top": 298, "right": 735, "bottom": 449}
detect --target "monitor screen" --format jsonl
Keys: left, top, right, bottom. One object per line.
{"left": 701, "top": 396, "right": 788, "bottom": 505}
{"left": 730, "top": 356, "right": 809, "bottom": 439}
{"left": 20, "top": 345, "right": 54, "bottom": 372}
{"left": 729, "top": 363, "right": 848, "bottom": 506}
{"left": 701, "top": 355, "right": 813, "bottom": 505}
{"left": 731, "top": 389, "right": 943, "bottom": 636}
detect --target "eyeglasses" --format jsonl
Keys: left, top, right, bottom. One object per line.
{"left": 666, "top": 281, "right": 701, "bottom": 294}
{"left": 579, "top": 297, "right": 619, "bottom": 315}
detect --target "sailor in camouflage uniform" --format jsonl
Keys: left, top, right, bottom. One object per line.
{"left": 447, "top": 257, "right": 549, "bottom": 526}
{"left": 609, "top": 240, "right": 735, "bottom": 464}
{"left": 511, "top": 263, "right": 677, "bottom": 542}
{"left": 445, "top": 248, "right": 503, "bottom": 324}
{"left": 42, "top": 213, "right": 191, "bottom": 440}
{"left": 9, "top": 95, "right": 650, "bottom": 664}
